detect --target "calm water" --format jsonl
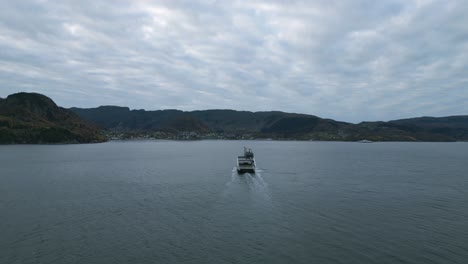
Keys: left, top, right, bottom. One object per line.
{"left": 1, "top": 141, "right": 467, "bottom": 264}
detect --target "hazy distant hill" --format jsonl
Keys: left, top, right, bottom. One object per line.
{"left": 0, "top": 93, "right": 106, "bottom": 144}
{"left": 70, "top": 106, "right": 468, "bottom": 141}
{"left": 70, "top": 107, "right": 349, "bottom": 138}
{"left": 388, "top": 116, "right": 468, "bottom": 140}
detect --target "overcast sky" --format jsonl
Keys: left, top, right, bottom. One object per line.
{"left": 0, "top": 0, "right": 467, "bottom": 122}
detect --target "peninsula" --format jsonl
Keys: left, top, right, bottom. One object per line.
{"left": 0, "top": 92, "right": 105, "bottom": 144}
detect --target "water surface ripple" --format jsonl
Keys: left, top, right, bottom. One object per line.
{"left": 1, "top": 141, "right": 467, "bottom": 263}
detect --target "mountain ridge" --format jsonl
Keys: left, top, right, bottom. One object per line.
{"left": 70, "top": 105, "right": 468, "bottom": 141}
{"left": 2, "top": 91, "right": 466, "bottom": 143}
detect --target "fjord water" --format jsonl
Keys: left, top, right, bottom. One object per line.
{"left": 1, "top": 141, "right": 467, "bottom": 264}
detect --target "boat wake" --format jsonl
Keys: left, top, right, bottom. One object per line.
{"left": 248, "top": 171, "right": 268, "bottom": 189}
{"left": 242, "top": 170, "right": 271, "bottom": 202}
{"left": 226, "top": 167, "right": 238, "bottom": 187}
{"left": 221, "top": 168, "right": 240, "bottom": 197}
{"left": 222, "top": 168, "right": 271, "bottom": 202}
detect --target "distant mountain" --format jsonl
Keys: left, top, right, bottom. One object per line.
{"left": 388, "top": 116, "right": 468, "bottom": 140}
{"left": 0, "top": 93, "right": 106, "bottom": 144}
{"left": 70, "top": 106, "right": 468, "bottom": 141}
{"left": 70, "top": 107, "right": 348, "bottom": 138}
{"left": 7, "top": 92, "right": 464, "bottom": 143}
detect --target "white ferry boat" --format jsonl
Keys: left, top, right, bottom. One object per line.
{"left": 237, "top": 147, "right": 256, "bottom": 173}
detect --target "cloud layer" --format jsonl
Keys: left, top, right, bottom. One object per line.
{"left": 1, "top": 0, "right": 467, "bottom": 122}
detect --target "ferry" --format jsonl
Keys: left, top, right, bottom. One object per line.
{"left": 237, "top": 147, "right": 256, "bottom": 173}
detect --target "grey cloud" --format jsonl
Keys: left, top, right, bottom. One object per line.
{"left": 0, "top": 0, "right": 467, "bottom": 122}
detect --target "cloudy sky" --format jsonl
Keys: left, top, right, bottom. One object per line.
{"left": 0, "top": 0, "right": 467, "bottom": 122}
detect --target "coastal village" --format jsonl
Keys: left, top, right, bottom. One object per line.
{"left": 106, "top": 131, "right": 259, "bottom": 141}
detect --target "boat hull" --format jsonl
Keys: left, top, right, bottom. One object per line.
{"left": 237, "top": 158, "right": 256, "bottom": 173}
{"left": 237, "top": 167, "right": 255, "bottom": 174}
